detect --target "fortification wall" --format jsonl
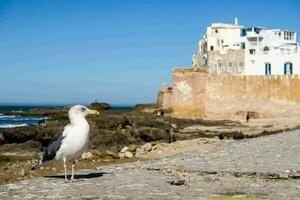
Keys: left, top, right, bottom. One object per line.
{"left": 171, "top": 69, "right": 207, "bottom": 117}
{"left": 205, "top": 74, "right": 300, "bottom": 119}
{"left": 162, "top": 69, "right": 300, "bottom": 119}
{"left": 157, "top": 89, "right": 172, "bottom": 109}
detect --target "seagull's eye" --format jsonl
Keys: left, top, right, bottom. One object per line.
{"left": 80, "top": 107, "right": 86, "bottom": 112}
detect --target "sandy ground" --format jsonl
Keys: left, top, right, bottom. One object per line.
{"left": 146, "top": 137, "right": 228, "bottom": 159}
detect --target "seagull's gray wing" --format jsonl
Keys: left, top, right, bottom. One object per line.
{"left": 41, "top": 131, "right": 65, "bottom": 162}
{"left": 32, "top": 128, "right": 66, "bottom": 169}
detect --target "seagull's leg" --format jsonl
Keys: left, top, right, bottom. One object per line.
{"left": 63, "top": 158, "right": 68, "bottom": 182}
{"left": 71, "top": 161, "right": 75, "bottom": 181}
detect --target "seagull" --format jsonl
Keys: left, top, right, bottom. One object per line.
{"left": 32, "top": 105, "right": 100, "bottom": 182}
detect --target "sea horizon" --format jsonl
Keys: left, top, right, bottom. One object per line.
{"left": 0, "top": 103, "right": 137, "bottom": 129}
{"left": 0, "top": 102, "right": 137, "bottom": 107}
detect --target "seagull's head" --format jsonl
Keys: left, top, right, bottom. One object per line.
{"left": 69, "top": 105, "right": 100, "bottom": 119}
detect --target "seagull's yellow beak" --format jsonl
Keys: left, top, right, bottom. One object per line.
{"left": 89, "top": 110, "right": 101, "bottom": 116}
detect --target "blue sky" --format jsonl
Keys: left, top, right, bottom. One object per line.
{"left": 0, "top": 0, "right": 300, "bottom": 105}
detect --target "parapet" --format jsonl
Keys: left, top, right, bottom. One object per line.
{"left": 173, "top": 67, "right": 208, "bottom": 73}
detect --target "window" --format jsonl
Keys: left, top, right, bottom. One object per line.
{"left": 210, "top": 46, "right": 214, "bottom": 51}
{"left": 284, "top": 62, "right": 293, "bottom": 75}
{"left": 218, "top": 61, "right": 222, "bottom": 74}
{"left": 254, "top": 27, "right": 260, "bottom": 34}
{"left": 227, "top": 62, "right": 233, "bottom": 73}
{"left": 215, "top": 29, "right": 218, "bottom": 33}
{"left": 249, "top": 49, "right": 256, "bottom": 54}
{"left": 240, "top": 29, "right": 246, "bottom": 36}
{"left": 265, "top": 63, "right": 271, "bottom": 75}
{"left": 238, "top": 61, "right": 244, "bottom": 73}
{"left": 284, "top": 32, "right": 294, "bottom": 40}
{"left": 241, "top": 42, "right": 245, "bottom": 49}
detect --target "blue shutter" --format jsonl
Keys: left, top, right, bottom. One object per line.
{"left": 290, "top": 63, "right": 293, "bottom": 75}
{"left": 265, "top": 64, "right": 267, "bottom": 75}
{"left": 284, "top": 63, "right": 287, "bottom": 75}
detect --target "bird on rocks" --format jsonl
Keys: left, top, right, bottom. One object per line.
{"left": 32, "top": 105, "right": 100, "bottom": 182}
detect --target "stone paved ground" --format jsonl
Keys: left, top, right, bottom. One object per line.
{"left": 1, "top": 130, "right": 300, "bottom": 199}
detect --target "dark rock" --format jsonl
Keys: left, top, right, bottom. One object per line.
{"left": 218, "top": 134, "right": 224, "bottom": 140}
{"left": 91, "top": 129, "right": 130, "bottom": 148}
{"left": 95, "top": 116, "right": 130, "bottom": 130}
{"left": 2, "top": 126, "right": 63, "bottom": 145}
{"left": 218, "top": 131, "right": 245, "bottom": 140}
{"left": 232, "top": 132, "right": 245, "bottom": 140}
{"left": 135, "top": 120, "right": 170, "bottom": 130}
{"left": 5, "top": 107, "right": 68, "bottom": 120}
{"left": 135, "top": 127, "right": 167, "bottom": 142}
{"left": 0, "top": 134, "right": 5, "bottom": 145}
{"left": 90, "top": 102, "right": 111, "bottom": 111}
{"left": 0, "top": 140, "right": 41, "bottom": 153}
{"left": 170, "top": 179, "right": 185, "bottom": 186}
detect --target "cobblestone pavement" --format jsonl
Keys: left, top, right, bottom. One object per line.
{"left": 1, "top": 130, "right": 300, "bottom": 199}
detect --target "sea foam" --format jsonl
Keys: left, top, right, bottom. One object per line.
{"left": 0, "top": 123, "right": 29, "bottom": 128}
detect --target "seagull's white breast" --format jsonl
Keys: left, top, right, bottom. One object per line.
{"left": 55, "top": 118, "right": 90, "bottom": 160}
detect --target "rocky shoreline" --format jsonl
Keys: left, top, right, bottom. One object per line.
{"left": 1, "top": 103, "right": 300, "bottom": 184}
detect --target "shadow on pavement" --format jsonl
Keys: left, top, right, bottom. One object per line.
{"left": 44, "top": 172, "right": 110, "bottom": 180}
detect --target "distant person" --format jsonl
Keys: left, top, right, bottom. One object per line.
{"left": 38, "top": 119, "right": 46, "bottom": 128}
{"left": 246, "top": 111, "right": 256, "bottom": 123}
{"left": 168, "top": 128, "right": 176, "bottom": 143}
{"left": 156, "top": 110, "right": 161, "bottom": 117}
{"left": 246, "top": 113, "right": 250, "bottom": 123}
{"left": 156, "top": 110, "right": 164, "bottom": 118}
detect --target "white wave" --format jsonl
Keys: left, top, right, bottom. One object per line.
{"left": 0, "top": 123, "right": 29, "bottom": 128}
{"left": 0, "top": 115, "right": 18, "bottom": 119}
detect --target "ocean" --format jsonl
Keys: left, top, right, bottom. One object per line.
{"left": 0, "top": 106, "right": 58, "bottom": 129}
{"left": 0, "top": 105, "right": 133, "bottom": 129}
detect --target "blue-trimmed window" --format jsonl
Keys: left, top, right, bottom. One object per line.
{"left": 265, "top": 63, "right": 271, "bottom": 75}
{"left": 284, "top": 62, "right": 293, "bottom": 75}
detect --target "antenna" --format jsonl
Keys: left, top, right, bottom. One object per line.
{"left": 234, "top": 17, "right": 238, "bottom": 25}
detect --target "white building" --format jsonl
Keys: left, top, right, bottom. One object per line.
{"left": 192, "top": 18, "right": 300, "bottom": 76}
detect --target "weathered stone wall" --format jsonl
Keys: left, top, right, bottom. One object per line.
{"left": 157, "top": 88, "right": 172, "bottom": 110}
{"left": 208, "top": 49, "right": 245, "bottom": 75}
{"left": 160, "top": 69, "right": 300, "bottom": 119}
{"left": 171, "top": 69, "right": 207, "bottom": 118}
{"left": 205, "top": 75, "right": 300, "bottom": 119}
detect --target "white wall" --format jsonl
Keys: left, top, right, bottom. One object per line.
{"left": 244, "top": 29, "right": 300, "bottom": 75}
{"left": 244, "top": 51, "right": 300, "bottom": 75}
{"left": 194, "top": 22, "right": 300, "bottom": 75}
